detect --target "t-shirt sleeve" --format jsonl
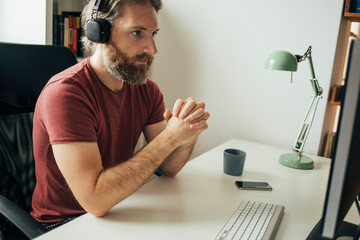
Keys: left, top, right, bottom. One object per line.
{"left": 146, "top": 79, "right": 165, "bottom": 125}
{"left": 38, "top": 78, "right": 98, "bottom": 144}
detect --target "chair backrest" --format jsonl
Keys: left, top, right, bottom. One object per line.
{"left": 0, "top": 42, "right": 78, "bottom": 233}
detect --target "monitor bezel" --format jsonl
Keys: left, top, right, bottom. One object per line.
{"left": 321, "top": 38, "right": 360, "bottom": 238}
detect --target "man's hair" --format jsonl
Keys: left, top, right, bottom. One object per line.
{"left": 81, "top": 0, "right": 162, "bottom": 55}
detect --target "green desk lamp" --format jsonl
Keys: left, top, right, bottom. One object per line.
{"left": 264, "top": 46, "right": 323, "bottom": 169}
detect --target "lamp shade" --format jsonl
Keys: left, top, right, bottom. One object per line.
{"left": 264, "top": 50, "right": 298, "bottom": 72}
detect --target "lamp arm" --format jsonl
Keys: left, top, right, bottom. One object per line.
{"left": 292, "top": 95, "right": 322, "bottom": 154}
{"left": 307, "top": 54, "right": 323, "bottom": 96}
{"left": 296, "top": 46, "right": 323, "bottom": 96}
{"left": 292, "top": 46, "right": 323, "bottom": 154}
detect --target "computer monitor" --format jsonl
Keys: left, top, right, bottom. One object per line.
{"left": 307, "top": 39, "right": 360, "bottom": 239}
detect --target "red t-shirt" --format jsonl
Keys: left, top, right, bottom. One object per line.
{"left": 31, "top": 58, "right": 165, "bottom": 223}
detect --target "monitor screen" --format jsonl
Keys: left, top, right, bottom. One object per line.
{"left": 307, "top": 39, "right": 360, "bottom": 239}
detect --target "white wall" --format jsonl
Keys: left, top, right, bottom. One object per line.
{"left": 0, "top": 0, "right": 49, "bottom": 44}
{"left": 0, "top": 0, "right": 344, "bottom": 158}
{"left": 0, "top": 0, "right": 84, "bottom": 45}
{"left": 152, "top": 0, "right": 344, "bottom": 157}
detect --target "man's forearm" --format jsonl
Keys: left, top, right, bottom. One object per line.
{"left": 160, "top": 137, "right": 198, "bottom": 177}
{"left": 158, "top": 98, "right": 209, "bottom": 177}
{"left": 88, "top": 130, "right": 178, "bottom": 217}
{"left": 83, "top": 117, "right": 202, "bottom": 217}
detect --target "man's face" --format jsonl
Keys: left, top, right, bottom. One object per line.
{"left": 103, "top": 2, "right": 159, "bottom": 85}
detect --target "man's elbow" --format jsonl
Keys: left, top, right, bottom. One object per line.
{"left": 86, "top": 207, "right": 109, "bottom": 218}
{"left": 81, "top": 199, "right": 111, "bottom": 218}
{"left": 90, "top": 211, "right": 107, "bottom": 218}
{"left": 162, "top": 171, "right": 179, "bottom": 178}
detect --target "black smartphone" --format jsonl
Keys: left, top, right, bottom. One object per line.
{"left": 235, "top": 181, "right": 272, "bottom": 191}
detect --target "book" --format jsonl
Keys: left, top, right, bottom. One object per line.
{"left": 55, "top": 15, "right": 64, "bottom": 47}
{"left": 53, "top": 15, "right": 58, "bottom": 45}
{"left": 64, "top": 16, "right": 69, "bottom": 48}
{"left": 62, "top": 11, "right": 83, "bottom": 57}
{"left": 351, "top": 0, "right": 360, "bottom": 12}
{"left": 72, "top": 16, "right": 78, "bottom": 52}
{"left": 356, "top": 0, "right": 360, "bottom": 13}
{"left": 323, "top": 132, "right": 337, "bottom": 158}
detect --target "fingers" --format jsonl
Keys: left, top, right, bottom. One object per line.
{"left": 163, "top": 109, "right": 172, "bottom": 121}
{"left": 190, "top": 121, "right": 208, "bottom": 130}
{"left": 173, "top": 98, "right": 197, "bottom": 118}
{"left": 173, "top": 98, "right": 206, "bottom": 118}
{"left": 189, "top": 112, "right": 210, "bottom": 129}
{"left": 184, "top": 108, "right": 209, "bottom": 123}
{"left": 194, "top": 101, "right": 205, "bottom": 111}
{"left": 172, "top": 99, "right": 184, "bottom": 117}
{"left": 178, "top": 99, "right": 197, "bottom": 119}
{"left": 171, "top": 97, "right": 210, "bottom": 130}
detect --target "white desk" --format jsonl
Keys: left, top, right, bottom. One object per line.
{"left": 35, "top": 139, "right": 359, "bottom": 240}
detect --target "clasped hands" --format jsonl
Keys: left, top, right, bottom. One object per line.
{"left": 164, "top": 97, "right": 210, "bottom": 131}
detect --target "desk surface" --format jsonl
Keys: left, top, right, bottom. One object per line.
{"left": 35, "top": 139, "right": 359, "bottom": 240}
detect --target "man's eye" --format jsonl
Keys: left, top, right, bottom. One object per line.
{"left": 132, "top": 31, "right": 142, "bottom": 36}
{"left": 152, "top": 31, "right": 158, "bottom": 37}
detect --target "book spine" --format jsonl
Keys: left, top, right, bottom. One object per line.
{"left": 324, "top": 132, "right": 337, "bottom": 158}
{"left": 56, "top": 15, "right": 64, "bottom": 46}
{"left": 67, "top": 15, "right": 74, "bottom": 50}
{"left": 356, "top": 0, "right": 360, "bottom": 13}
{"left": 64, "top": 17, "right": 69, "bottom": 48}
{"left": 53, "top": 15, "right": 58, "bottom": 45}
{"left": 72, "top": 16, "right": 78, "bottom": 52}
{"left": 77, "top": 17, "right": 83, "bottom": 57}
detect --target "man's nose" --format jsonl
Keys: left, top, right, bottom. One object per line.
{"left": 143, "top": 37, "right": 157, "bottom": 55}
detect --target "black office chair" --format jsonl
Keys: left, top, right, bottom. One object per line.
{"left": 0, "top": 42, "right": 78, "bottom": 239}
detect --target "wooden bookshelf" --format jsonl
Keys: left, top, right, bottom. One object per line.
{"left": 344, "top": 0, "right": 360, "bottom": 22}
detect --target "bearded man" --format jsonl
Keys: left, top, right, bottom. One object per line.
{"left": 31, "top": 0, "right": 209, "bottom": 229}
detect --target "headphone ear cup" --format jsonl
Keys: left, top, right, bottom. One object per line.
{"left": 86, "top": 18, "right": 111, "bottom": 43}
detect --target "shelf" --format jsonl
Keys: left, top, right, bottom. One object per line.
{"left": 344, "top": 12, "right": 360, "bottom": 22}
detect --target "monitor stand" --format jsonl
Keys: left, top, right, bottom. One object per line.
{"left": 306, "top": 219, "right": 359, "bottom": 240}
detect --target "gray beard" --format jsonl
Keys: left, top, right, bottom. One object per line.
{"left": 102, "top": 44, "right": 151, "bottom": 85}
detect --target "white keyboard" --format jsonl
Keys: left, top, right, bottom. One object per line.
{"left": 215, "top": 200, "right": 284, "bottom": 240}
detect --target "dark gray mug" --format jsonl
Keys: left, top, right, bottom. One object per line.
{"left": 224, "top": 149, "right": 246, "bottom": 176}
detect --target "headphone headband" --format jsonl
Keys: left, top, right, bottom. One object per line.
{"left": 92, "top": 0, "right": 105, "bottom": 11}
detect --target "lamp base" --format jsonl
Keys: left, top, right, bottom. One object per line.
{"left": 279, "top": 153, "right": 314, "bottom": 170}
